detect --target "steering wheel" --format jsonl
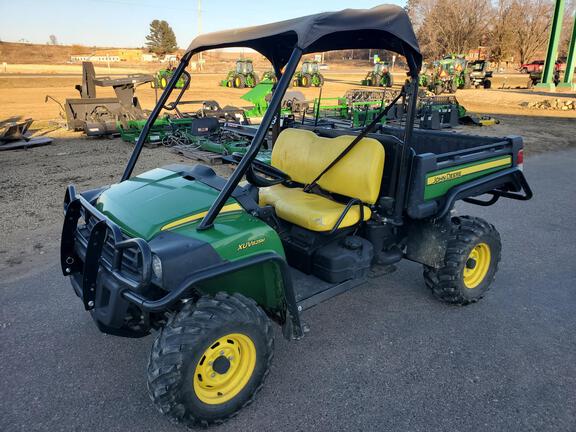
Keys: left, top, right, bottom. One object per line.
{"left": 229, "top": 153, "right": 291, "bottom": 187}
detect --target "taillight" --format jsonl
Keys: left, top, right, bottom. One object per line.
{"left": 517, "top": 149, "right": 524, "bottom": 171}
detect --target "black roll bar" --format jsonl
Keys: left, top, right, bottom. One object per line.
{"left": 122, "top": 52, "right": 193, "bottom": 181}
{"left": 392, "top": 77, "right": 419, "bottom": 223}
{"left": 197, "top": 48, "right": 303, "bottom": 230}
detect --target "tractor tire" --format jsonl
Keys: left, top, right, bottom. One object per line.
{"left": 434, "top": 84, "right": 444, "bottom": 95}
{"left": 310, "top": 73, "right": 321, "bottom": 87}
{"left": 292, "top": 78, "right": 300, "bottom": 87}
{"left": 318, "top": 74, "right": 324, "bottom": 87}
{"left": 147, "top": 292, "right": 274, "bottom": 427}
{"left": 160, "top": 77, "right": 168, "bottom": 90}
{"left": 246, "top": 73, "right": 258, "bottom": 88}
{"left": 301, "top": 74, "right": 312, "bottom": 87}
{"left": 382, "top": 72, "right": 394, "bottom": 87}
{"left": 423, "top": 216, "right": 502, "bottom": 305}
{"left": 463, "top": 74, "right": 472, "bottom": 89}
{"left": 373, "top": 73, "right": 382, "bottom": 87}
{"left": 483, "top": 79, "right": 492, "bottom": 89}
{"left": 233, "top": 74, "right": 246, "bottom": 89}
{"left": 150, "top": 79, "right": 156, "bottom": 89}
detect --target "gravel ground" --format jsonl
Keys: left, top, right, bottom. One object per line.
{"left": 0, "top": 129, "right": 233, "bottom": 279}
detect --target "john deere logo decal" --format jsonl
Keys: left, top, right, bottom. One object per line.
{"left": 428, "top": 170, "right": 463, "bottom": 185}
{"left": 237, "top": 238, "right": 265, "bottom": 251}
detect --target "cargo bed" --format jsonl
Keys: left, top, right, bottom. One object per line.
{"left": 300, "top": 125, "right": 531, "bottom": 219}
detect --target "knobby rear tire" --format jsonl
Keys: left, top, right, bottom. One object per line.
{"left": 423, "top": 216, "right": 502, "bottom": 305}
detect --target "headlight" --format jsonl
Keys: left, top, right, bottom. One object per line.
{"left": 152, "top": 254, "right": 163, "bottom": 283}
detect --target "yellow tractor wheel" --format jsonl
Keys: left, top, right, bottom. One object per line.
{"left": 147, "top": 293, "right": 273, "bottom": 427}
{"left": 423, "top": 216, "right": 501, "bottom": 305}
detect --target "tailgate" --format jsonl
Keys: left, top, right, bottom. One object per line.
{"left": 406, "top": 137, "right": 530, "bottom": 219}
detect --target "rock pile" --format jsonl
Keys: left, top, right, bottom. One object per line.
{"left": 519, "top": 99, "right": 576, "bottom": 110}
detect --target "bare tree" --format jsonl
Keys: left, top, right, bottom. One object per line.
{"left": 410, "top": 0, "right": 492, "bottom": 59}
{"left": 509, "top": 0, "right": 553, "bottom": 65}
{"left": 489, "top": 0, "right": 516, "bottom": 65}
{"left": 48, "top": 35, "right": 58, "bottom": 45}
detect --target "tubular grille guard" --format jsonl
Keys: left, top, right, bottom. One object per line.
{"left": 61, "top": 186, "right": 152, "bottom": 310}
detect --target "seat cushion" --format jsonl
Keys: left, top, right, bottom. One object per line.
{"left": 271, "top": 129, "right": 384, "bottom": 204}
{"left": 260, "top": 185, "right": 371, "bottom": 232}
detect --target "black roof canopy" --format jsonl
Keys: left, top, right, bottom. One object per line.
{"left": 185, "top": 4, "right": 422, "bottom": 76}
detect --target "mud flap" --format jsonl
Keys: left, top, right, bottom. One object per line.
{"left": 404, "top": 219, "right": 450, "bottom": 268}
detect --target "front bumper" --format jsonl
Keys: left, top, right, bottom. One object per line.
{"left": 61, "top": 186, "right": 153, "bottom": 334}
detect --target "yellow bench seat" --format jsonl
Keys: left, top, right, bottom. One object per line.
{"left": 258, "top": 128, "right": 384, "bottom": 232}
{"left": 260, "top": 185, "right": 371, "bottom": 232}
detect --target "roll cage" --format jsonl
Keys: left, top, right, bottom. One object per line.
{"left": 121, "top": 4, "right": 423, "bottom": 230}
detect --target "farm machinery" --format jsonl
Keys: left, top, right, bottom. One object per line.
{"left": 260, "top": 70, "right": 278, "bottom": 83}
{"left": 151, "top": 68, "right": 188, "bottom": 90}
{"left": 468, "top": 60, "right": 493, "bottom": 89}
{"left": 292, "top": 60, "right": 324, "bottom": 87}
{"left": 220, "top": 59, "right": 259, "bottom": 88}
{"left": 424, "top": 56, "right": 471, "bottom": 95}
{"left": 55, "top": 61, "right": 154, "bottom": 136}
{"left": 361, "top": 61, "right": 394, "bottom": 87}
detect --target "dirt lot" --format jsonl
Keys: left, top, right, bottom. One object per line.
{"left": 0, "top": 66, "right": 575, "bottom": 279}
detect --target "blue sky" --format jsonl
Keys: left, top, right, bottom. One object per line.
{"left": 0, "top": 0, "right": 405, "bottom": 47}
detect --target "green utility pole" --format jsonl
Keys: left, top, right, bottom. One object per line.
{"left": 536, "top": 0, "right": 565, "bottom": 90}
{"left": 558, "top": 14, "right": 576, "bottom": 90}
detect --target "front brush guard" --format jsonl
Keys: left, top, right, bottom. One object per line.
{"left": 61, "top": 186, "right": 152, "bottom": 310}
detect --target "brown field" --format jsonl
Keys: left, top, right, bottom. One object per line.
{"left": 0, "top": 61, "right": 575, "bottom": 279}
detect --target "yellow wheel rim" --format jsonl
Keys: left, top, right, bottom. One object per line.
{"left": 193, "top": 333, "right": 256, "bottom": 405}
{"left": 160, "top": 77, "right": 168, "bottom": 88}
{"left": 463, "top": 243, "right": 491, "bottom": 289}
{"left": 234, "top": 77, "right": 241, "bottom": 87}
{"left": 302, "top": 76, "right": 308, "bottom": 86}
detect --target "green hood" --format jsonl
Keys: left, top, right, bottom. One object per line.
{"left": 96, "top": 167, "right": 235, "bottom": 240}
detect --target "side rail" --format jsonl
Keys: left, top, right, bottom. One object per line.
{"left": 60, "top": 185, "right": 152, "bottom": 310}
{"left": 407, "top": 138, "right": 532, "bottom": 219}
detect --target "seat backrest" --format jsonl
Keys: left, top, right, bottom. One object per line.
{"left": 272, "top": 128, "right": 385, "bottom": 204}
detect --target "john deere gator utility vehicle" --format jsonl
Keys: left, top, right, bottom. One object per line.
{"left": 220, "top": 59, "right": 259, "bottom": 88}
{"left": 292, "top": 60, "right": 324, "bottom": 87}
{"left": 61, "top": 4, "right": 532, "bottom": 427}
{"left": 362, "top": 61, "right": 394, "bottom": 87}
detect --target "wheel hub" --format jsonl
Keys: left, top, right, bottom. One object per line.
{"left": 463, "top": 243, "right": 491, "bottom": 289}
{"left": 193, "top": 333, "right": 256, "bottom": 405}
{"left": 212, "top": 355, "right": 231, "bottom": 375}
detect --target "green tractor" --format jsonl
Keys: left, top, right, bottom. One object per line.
{"left": 292, "top": 60, "right": 324, "bottom": 87}
{"left": 361, "top": 61, "right": 394, "bottom": 87}
{"left": 427, "top": 57, "right": 471, "bottom": 95}
{"left": 260, "top": 70, "right": 278, "bottom": 83}
{"left": 60, "top": 6, "right": 532, "bottom": 428}
{"left": 220, "top": 59, "right": 259, "bottom": 88}
{"left": 151, "top": 68, "right": 188, "bottom": 90}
